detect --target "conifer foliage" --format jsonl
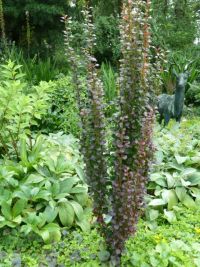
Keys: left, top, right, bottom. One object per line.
{"left": 63, "top": 0, "right": 155, "bottom": 265}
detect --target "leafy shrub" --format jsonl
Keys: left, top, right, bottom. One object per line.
{"left": 185, "top": 81, "right": 200, "bottom": 105}
{"left": 146, "top": 118, "right": 200, "bottom": 223}
{"left": 94, "top": 15, "right": 120, "bottom": 63}
{"left": 0, "top": 132, "right": 90, "bottom": 242}
{"left": 0, "top": 60, "right": 52, "bottom": 158}
{"left": 38, "top": 76, "right": 83, "bottom": 136}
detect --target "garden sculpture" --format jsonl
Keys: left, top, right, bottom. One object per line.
{"left": 157, "top": 70, "right": 189, "bottom": 126}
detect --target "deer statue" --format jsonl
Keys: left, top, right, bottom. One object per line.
{"left": 157, "top": 65, "right": 190, "bottom": 126}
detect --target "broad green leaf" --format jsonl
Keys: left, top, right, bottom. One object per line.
{"left": 165, "top": 173, "right": 175, "bottom": 188}
{"left": 182, "top": 194, "right": 196, "bottom": 209}
{"left": 155, "top": 150, "right": 164, "bottom": 164}
{"left": 12, "top": 215, "right": 22, "bottom": 224}
{"left": 44, "top": 206, "right": 58, "bottom": 223}
{"left": 70, "top": 186, "right": 87, "bottom": 194}
{"left": 31, "top": 187, "right": 40, "bottom": 197}
{"left": 148, "top": 199, "right": 166, "bottom": 206}
{"left": 148, "top": 209, "right": 159, "bottom": 221}
{"left": 39, "top": 229, "right": 50, "bottom": 243}
{"left": 74, "top": 193, "right": 88, "bottom": 206}
{"left": 58, "top": 202, "right": 74, "bottom": 227}
{"left": 69, "top": 200, "right": 83, "bottom": 221}
{"left": 164, "top": 210, "right": 177, "bottom": 223}
{"left": 187, "top": 172, "right": 200, "bottom": 185}
{"left": 175, "top": 154, "right": 188, "bottom": 164}
{"left": 189, "top": 187, "right": 200, "bottom": 199}
{"left": 75, "top": 166, "right": 86, "bottom": 181}
{"left": 162, "top": 189, "right": 178, "bottom": 210}
{"left": 26, "top": 173, "right": 45, "bottom": 184}
{"left": 42, "top": 223, "right": 61, "bottom": 242}
{"left": 181, "top": 168, "right": 197, "bottom": 178}
{"left": 76, "top": 218, "right": 90, "bottom": 232}
{"left": 175, "top": 187, "right": 187, "bottom": 202}
{"left": 1, "top": 201, "right": 12, "bottom": 220}
{"left": 60, "top": 177, "right": 79, "bottom": 194}
{"left": 12, "top": 199, "right": 27, "bottom": 218}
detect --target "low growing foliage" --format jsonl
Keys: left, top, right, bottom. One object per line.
{"left": 0, "top": 133, "right": 90, "bottom": 242}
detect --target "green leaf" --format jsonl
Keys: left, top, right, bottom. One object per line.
{"left": 25, "top": 173, "right": 45, "bottom": 184}
{"left": 1, "top": 201, "right": 12, "bottom": 220}
{"left": 76, "top": 218, "right": 90, "bottom": 232}
{"left": 182, "top": 194, "right": 196, "bottom": 209}
{"left": 41, "top": 223, "right": 61, "bottom": 243}
{"left": 60, "top": 177, "right": 79, "bottom": 194}
{"left": 187, "top": 172, "right": 200, "bottom": 185}
{"left": 164, "top": 210, "right": 177, "bottom": 223}
{"left": 69, "top": 200, "right": 84, "bottom": 221}
{"left": 58, "top": 202, "right": 74, "bottom": 227}
{"left": 44, "top": 206, "right": 58, "bottom": 223}
{"left": 162, "top": 189, "right": 178, "bottom": 210}
{"left": 175, "top": 154, "right": 188, "bottom": 164}
{"left": 165, "top": 173, "right": 175, "bottom": 188}
{"left": 74, "top": 193, "right": 88, "bottom": 206}
{"left": 148, "top": 209, "right": 159, "bottom": 221}
{"left": 148, "top": 199, "right": 166, "bottom": 206}
{"left": 12, "top": 199, "right": 27, "bottom": 218}
{"left": 175, "top": 187, "right": 187, "bottom": 202}
{"left": 70, "top": 186, "right": 87, "bottom": 194}
{"left": 19, "top": 137, "right": 28, "bottom": 164}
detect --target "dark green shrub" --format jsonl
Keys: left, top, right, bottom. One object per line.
{"left": 38, "top": 76, "right": 83, "bottom": 136}
{"left": 185, "top": 81, "right": 200, "bottom": 105}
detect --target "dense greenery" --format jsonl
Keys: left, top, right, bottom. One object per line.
{"left": 0, "top": 205, "right": 200, "bottom": 266}
{"left": 0, "top": 0, "right": 200, "bottom": 266}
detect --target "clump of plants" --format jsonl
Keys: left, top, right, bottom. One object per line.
{"left": 0, "top": 132, "right": 90, "bottom": 242}
{"left": 63, "top": 0, "right": 155, "bottom": 264}
{"left": 0, "top": 60, "right": 52, "bottom": 159}
{"left": 146, "top": 118, "right": 200, "bottom": 225}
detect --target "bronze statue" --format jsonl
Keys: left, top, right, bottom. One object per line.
{"left": 157, "top": 70, "right": 189, "bottom": 126}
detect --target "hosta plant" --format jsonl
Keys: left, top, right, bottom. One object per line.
{"left": 146, "top": 119, "right": 200, "bottom": 224}
{"left": 0, "top": 133, "right": 90, "bottom": 243}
